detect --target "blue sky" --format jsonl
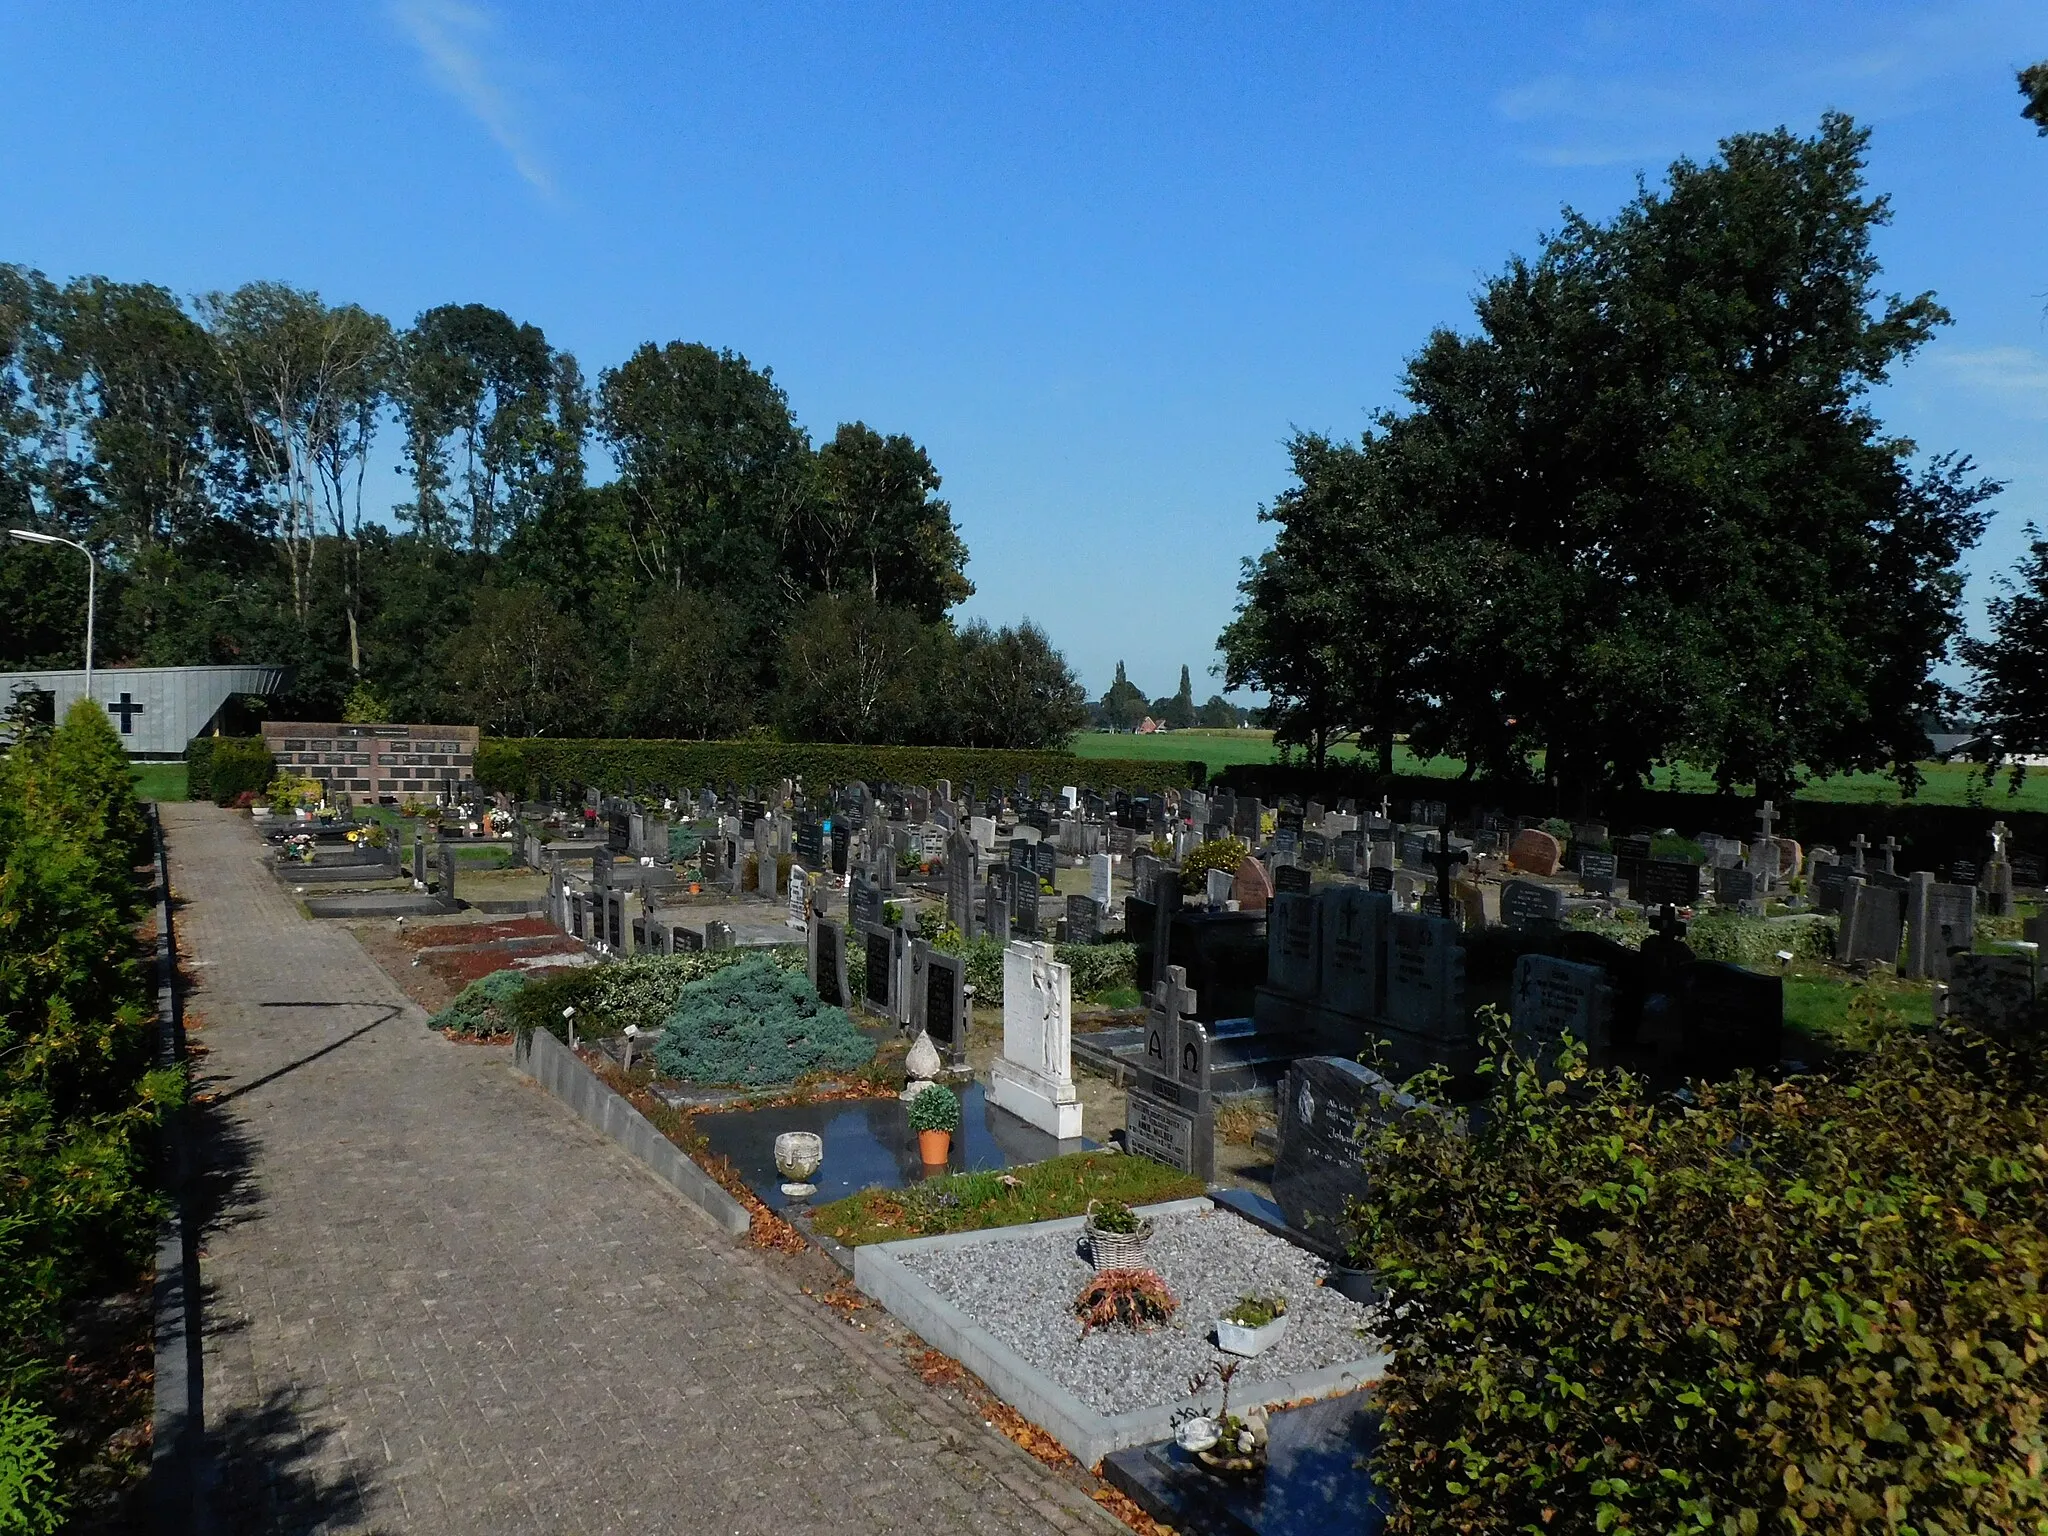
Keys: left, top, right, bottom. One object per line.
{"left": 2, "top": 2, "right": 2043, "bottom": 702}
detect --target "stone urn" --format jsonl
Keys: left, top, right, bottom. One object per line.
{"left": 901, "top": 1029, "right": 942, "bottom": 1100}
{"left": 773, "top": 1131, "right": 823, "bottom": 1198}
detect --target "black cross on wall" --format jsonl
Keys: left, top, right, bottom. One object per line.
{"left": 107, "top": 693, "right": 144, "bottom": 733}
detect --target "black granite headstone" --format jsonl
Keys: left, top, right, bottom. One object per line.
{"left": 1677, "top": 961, "right": 1782, "bottom": 1076}
{"left": 1634, "top": 858, "right": 1700, "bottom": 908}
{"left": 1578, "top": 850, "right": 1617, "bottom": 896}
{"left": 1274, "top": 864, "right": 1312, "bottom": 895}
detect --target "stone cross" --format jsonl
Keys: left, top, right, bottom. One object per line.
{"left": 1849, "top": 833, "right": 1868, "bottom": 872}
{"left": 1652, "top": 902, "right": 1687, "bottom": 946}
{"left": 1755, "top": 799, "right": 1776, "bottom": 841}
{"left": 1991, "top": 822, "right": 2011, "bottom": 859}
{"left": 1880, "top": 835, "right": 1899, "bottom": 875}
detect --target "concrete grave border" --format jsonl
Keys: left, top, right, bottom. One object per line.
{"left": 512, "top": 1026, "right": 753, "bottom": 1238}
{"left": 853, "top": 1198, "right": 1382, "bottom": 1468}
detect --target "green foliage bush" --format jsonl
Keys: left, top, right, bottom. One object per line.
{"left": 192, "top": 736, "right": 273, "bottom": 806}
{"left": 1569, "top": 911, "right": 1836, "bottom": 967}
{"left": 429, "top": 968, "right": 531, "bottom": 1037}
{"left": 491, "top": 949, "right": 811, "bottom": 1043}
{"left": 474, "top": 737, "right": 1200, "bottom": 799}
{"left": 1178, "top": 836, "right": 1248, "bottom": 894}
{"left": 652, "top": 954, "right": 875, "bottom": 1086}
{"left": 0, "top": 701, "right": 173, "bottom": 1498}
{"left": 922, "top": 934, "right": 1134, "bottom": 1006}
{"left": 0, "top": 1396, "right": 64, "bottom": 1535}
{"left": 1356, "top": 1022, "right": 2048, "bottom": 1534}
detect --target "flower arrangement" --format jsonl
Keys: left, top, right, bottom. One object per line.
{"left": 1088, "top": 1198, "right": 1141, "bottom": 1235}
{"left": 1221, "top": 1293, "right": 1286, "bottom": 1329}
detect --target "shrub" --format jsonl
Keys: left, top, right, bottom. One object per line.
{"left": 906, "top": 1081, "right": 960, "bottom": 1132}
{"left": 652, "top": 954, "right": 875, "bottom": 1086}
{"left": 430, "top": 968, "right": 531, "bottom": 1037}
{"left": 503, "top": 968, "right": 608, "bottom": 1043}
{"left": 925, "top": 934, "right": 1133, "bottom": 1006}
{"left": 0, "top": 1396, "right": 65, "bottom": 1535}
{"left": 1074, "top": 1268, "right": 1178, "bottom": 1335}
{"left": 1088, "top": 1198, "right": 1140, "bottom": 1234}
{"left": 1355, "top": 1022, "right": 2048, "bottom": 1535}
{"left": 1179, "top": 836, "right": 1250, "bottom": 894}
{"left": 204, "top": 737, "right": 274, "bottom": 806}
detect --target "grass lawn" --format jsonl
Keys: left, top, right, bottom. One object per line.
{"left": 129, "top": 762, "right": 188, "bottom": 801}
{"left": 1074, "top": 730, "right": 2048, "bottom": 811}
{"left": 808, "top": 1150, "right": 1204, "bottom": 1246}
{"left": 1782, "top": 967, "right": 1930, "bottom": 1053}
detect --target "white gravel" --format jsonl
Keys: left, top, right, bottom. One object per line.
{"left": 893, "top": 1205, "right": 1378, "bottom": 1416}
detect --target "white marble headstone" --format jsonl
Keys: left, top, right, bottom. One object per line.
{"left": 1089, "top": 852, "right": 1113, "bottom": 907}
{"left": 990, "top": 941, "right": 1081, "bottom": 1140}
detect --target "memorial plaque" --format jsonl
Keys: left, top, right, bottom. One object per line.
{"left": 1714, "top": 865, "right": 1758, "bottom": 910}
{"left": 1126, "top": 1093, "right": 1197, "bottom": 1174}
{"left": 1015, "top": 879, "right": 1040, "bottom": 938}
{"left": 1367, "top": 866, "right": 1394, "bottom": 894}
{"left": 849, "top": 872, "right": 881, "bottom": 930}
{"left": 1065, "top": 893, "right": 1100, "bottom": 945}
{"left": 1320, "top": 884, "right": 1389, "bottom": 1021}
{"left": 861, "top": 924, "right": 896, "bottom": 1018}
{"left": 1384, "top": 912, "right": 1466, "bottom": 1054}
{"left": 923, "top": 948, "right": 967, "bottom": 1065}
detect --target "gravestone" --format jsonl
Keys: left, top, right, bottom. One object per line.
{"left": 1271, "top": 1057, "right": 1407, "bottom": 1250}
{"left": 1499, "top": 878, "right": 1565, "bottom": 934}
{"left": 921, "top": 948, "right": 968, "bottom": 1071}
{"left": 1031, "top": 840, "right": 1058, "bottom": 885}
{"left": 1508, "top": 828, "right": 1562, "bottom": 876}
{"left": 1511, "top": 954, "right": 1617, "bottom": 1067}
{"left": 1836, "top": 877, "right": 1905, "bottom": 967}
{"left": 786, "top": 865, "right": 809, "bottom": 931}
{"left": 1383, "top": 911, "right": 1468, "bottom": 1075}
{"left": 989, "top": 942, "right": 1081, "bottom": 1139}
{"left": 1230, "top": 855, "right": 1273, "bottom": 913}
{"left": 1124, "top": 966, "right": 1213, "bottom": 1180}
{"left": 1677, "top": 961, "right": 1783, "bottom": 1075}
{"left": 1089, "top": 852, "right": 1114, "bottom": 908}
{"left": 849, "top": 872, "right": 881, "bottom": 930}
{"left": 1274, "top": 864, "right": 1312, "bottom": 895}
{"left": 1065, "top": 893, "right": 1100, "bottom": 946}
{"left": 1578, "top": 850, "right": 1618, "bottom": 896}
{"left": 1015, "top": 878, "right": 1040, "bottom": 938}
{"left": 1634, "top": 859, "right": 1701, "bottom": 910}
{"left": 1814, "top": 860, "right": 1852, "bottom": 914}
{"left": 1266, "top": 891, "right": 1321, "bottom": 998}
{"left": 1319, "top": 884, "right": 1390, "bottom": 1023}
{"left": 1714, "top": 865, "right": 1759, "bottom": 913}
{"left": 672, "top": 923, "right": 703, "bottom": 953}
{"left": 1946, "top": 952, "right": 2037, "bottom": 1044}
{"left": 860, "top": 922, "right": 901, "bottom": 1023}
{"left": 1367, "top": 867, "right": 1394, "bottom": 894}
{"left": 945, "top": 825, "right": 978, "bottom": 938}
{"left": 1204, "top": 867, "right": 1233, "bottom": 908}
{"left": 809, "top": 915, "right": 849, "bottom": 1010}
{"left": 437, "top": 842, "right": 458, "bottom": 910}
{"left": 985, "top": 874, "right": 1011, "bottom": 940}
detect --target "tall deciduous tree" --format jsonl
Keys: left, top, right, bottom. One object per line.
{"left": 1960, "top": 528, "right": 2048, "bottom": 779}
{"left": 1097, "top": 661, "right": 1146, "bottom": 732}
{"left": 797, "top": 423, "right": 972, "bottom": 620}
{"left": 2021, "top": 61, "right": 2048, "bottom": 134}
{"left": 396, "top": 304, "right": 587, "bottom": 552}
{"left": 773, "top": 593, "right": 935, "bottom": 743}
{"left": 618, "top": 588, "right": 759, "bottom": 740}
{"left": 440, "top": 585, "right": 591, "bottom": 737}
{"left": 1250, "top": 114, "right": 1991, "bottom": 800}
{"left": 598, "top": 342, "right": 812, "bottom": 615}
{"left": 954, "top": 619, "right": 1087, "bottom": 749}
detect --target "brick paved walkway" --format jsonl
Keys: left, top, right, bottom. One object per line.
{"left": 165, "top": 803, "right": 1115, "bottom": 1535}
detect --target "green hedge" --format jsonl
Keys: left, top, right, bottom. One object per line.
{"left": 1358, "top": 1023, "right": 2048, "bottom": 1533}
{"left": 474, "top": 738, "right": 1202, "bottom": 799}
{"left": 185, "top": 735, "right": 273, "bottom": 805}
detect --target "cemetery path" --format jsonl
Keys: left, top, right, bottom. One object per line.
{"left": 164, "top": 803, "right": 1116, "bottom": 1536}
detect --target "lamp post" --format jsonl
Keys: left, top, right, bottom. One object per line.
{"left": 7, "top": 530, "right": 95, "bottom": 704}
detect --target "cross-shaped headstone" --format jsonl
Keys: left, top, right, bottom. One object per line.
{"left": 107, "top": 692, "right": 144, "bottom": 733}
{"left": 1652, "top": 902, "right": 1688, "bottom": 946}
{"left": 1378, "top": 795, "right": 1392, "bottom": 822}
{"left": 1991, "top": 822, "right": 2011, "bottom": 859}
{"left": 1755, "top": 799, "right": 1776, "bottom": 841}
{"left": 1880, "top": 835, "right": 1899, "bottom": 875}
{"left": 1849, "top": 833, "right": 1868, "bottom": 872}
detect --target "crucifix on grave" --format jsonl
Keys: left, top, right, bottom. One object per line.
{"left": 1750, "top": 799, "right": 1779, "bottom": 888}
{"left": 1849, "top": 832, "right": 1868, "bottom": 872}
{"left": 1880, "top": 835, "right": 1899, "bottom": 875}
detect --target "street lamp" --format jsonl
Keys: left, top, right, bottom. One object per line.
{"left": 7, "top": 530, "right": 95, "bottom": 703}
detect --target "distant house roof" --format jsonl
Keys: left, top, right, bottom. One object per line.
{"left": 0, "top": 664, "right": 289, "bottom": 759}
{"left": 1136, "top": 716, "right": 1162, "bottom": 734}
{"left": 1929, "top": 731, "right": 1991, "bottom": 761}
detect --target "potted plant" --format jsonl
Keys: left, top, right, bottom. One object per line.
{"left": 1083, "top": 1198, "right": 1154, "bottom": 1269}
{"left": 1177, "top": 1358, "right": 1269, "bottom": 1476}
{"left": 908, "top": 1081, "right": 959, "bottom": 1165}
{"left": 1215, "top": 1293, "right": 1289, "bottom": 1357}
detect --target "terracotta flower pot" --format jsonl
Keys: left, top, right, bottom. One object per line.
{"left": 917, "top": 1128, "right": 952, "bottom": 1165}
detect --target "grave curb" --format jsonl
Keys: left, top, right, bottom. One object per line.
{"left": 853, "top": 1198, "right": 1378, "bottom": 1468}
{"left": 512, "top": 1026, "right": 753, "bottom": 1239}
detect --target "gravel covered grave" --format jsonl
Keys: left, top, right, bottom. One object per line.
{"left": 893, "top": 1204, "right": 1377, "bottom": 1416}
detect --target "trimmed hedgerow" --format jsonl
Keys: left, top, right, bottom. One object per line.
{"left": 652, "top": 954, "right": 875, "bottom": 1087}
{"left": 1356, "top": 1018, "right": 2048, "bottom": 1535}
{"left": 473, "top": 737, "right": 1201, "bottom": 799}
{"left": 187, "top": 736, "right": 273, "bottom": 806}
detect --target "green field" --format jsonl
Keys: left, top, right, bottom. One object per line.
{"left": 1072, "top": 731, "right": 2048, "bottom": 810}
{"left": 129, "top": 761, "right": 189, "bottom": 801}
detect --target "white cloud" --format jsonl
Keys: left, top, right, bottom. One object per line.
{"left": 1930, "top": 347, "right": 2048, "bottom": 421}
{"left": 389, "top": 0, "right": 554, "bottom": 197}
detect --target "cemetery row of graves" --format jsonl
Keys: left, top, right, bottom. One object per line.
{"left": 262, "top": 759, "right": 2048, "bottom": 1531}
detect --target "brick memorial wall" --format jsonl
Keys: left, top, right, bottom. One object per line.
{"left": 261, "top": 722, "right": 481, "bottom": 805}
